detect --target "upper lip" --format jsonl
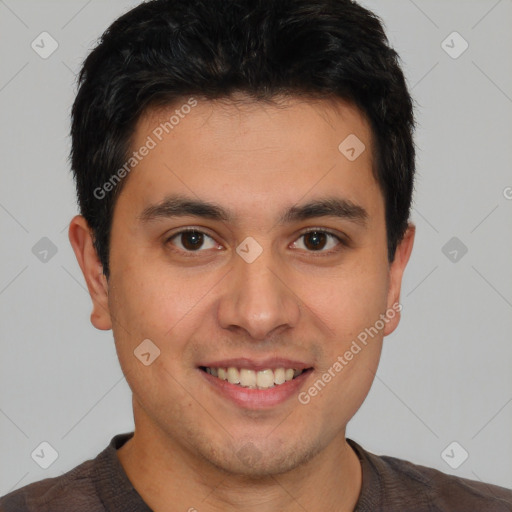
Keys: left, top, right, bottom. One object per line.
{"left": 199, "top": 357, "right": 313, "bottom": 372}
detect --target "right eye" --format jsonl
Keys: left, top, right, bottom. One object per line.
{"left": 165, "top": 228, "right": 220, "bottom": 253}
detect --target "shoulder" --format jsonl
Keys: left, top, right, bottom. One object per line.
{"left": 348, "top": 439, "right": 512, "bottom": 511}
{"left": 0, "top": 452, "right": 104, "bottom": 512}
{"left": 381, "top": 452, "right": 512, "bottom": 510}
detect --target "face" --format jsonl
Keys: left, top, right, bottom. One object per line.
{"left": 70, "top": 95, "right": 414, "bottom": 476}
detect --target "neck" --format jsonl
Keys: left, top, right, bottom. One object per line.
{"left": 117, "top": 423, "right": 362, "bottom": 512}
{"left": 117, "top": 399, "right": 362, "bottom": 512}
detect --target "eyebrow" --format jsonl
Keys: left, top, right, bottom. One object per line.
{"left": 138, "top": 194, "right": 368, "bottom": 227}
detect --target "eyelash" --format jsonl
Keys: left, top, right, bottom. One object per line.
{"left": 165, "top": 227, "right": 348, "bottom": 257}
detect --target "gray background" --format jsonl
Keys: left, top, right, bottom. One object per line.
{"left": 1, "top": 0, "right": 511, "bottom": 496}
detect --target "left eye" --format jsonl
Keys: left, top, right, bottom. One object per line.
{"left": 291, "top": 230, "right": 342, "bottom": 252}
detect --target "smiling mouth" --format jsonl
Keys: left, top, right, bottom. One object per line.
{"left": 199, "top": 366, "right": 313, "bottom": 389}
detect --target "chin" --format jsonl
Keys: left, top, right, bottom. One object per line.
{"left": 202, "top": 436, "right": 322, "bottom": 478}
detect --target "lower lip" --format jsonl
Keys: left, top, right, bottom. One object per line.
{"left": 199, "top": 369, "right": 313, "bottom": 409}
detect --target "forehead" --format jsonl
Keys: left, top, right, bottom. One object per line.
{"left": 140, "top": 95, "right": 374, "bottom": 164}
{"left": 118, "top": 95, "right": 383, "bottom": 224}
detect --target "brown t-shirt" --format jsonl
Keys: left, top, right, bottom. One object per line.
{"left": 1, "top": 432, "right": 511, "bottom": 511}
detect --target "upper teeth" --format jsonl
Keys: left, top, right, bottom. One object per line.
{"left": 204, "top": 367, "right": 304, "bottom": 389}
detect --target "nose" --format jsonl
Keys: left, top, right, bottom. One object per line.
{"left": 217, "top": 247, "right": 301, "bottom": 341}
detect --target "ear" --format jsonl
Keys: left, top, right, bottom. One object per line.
{"left": 383, "top": 223, "right": 415, "bottom": 336}
{"left": 68, "top": 215, "right": 112, "bottom": 330}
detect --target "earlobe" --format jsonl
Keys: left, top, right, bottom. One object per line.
{"left": 68, "top": 215, "right": 112, "bottom": 331}
{"left": 383, "top": 223, "right": 415, "bottom": 336}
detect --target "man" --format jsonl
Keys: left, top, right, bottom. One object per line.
{"left": 1, "top": 0, "right": 511, "bottom": 511}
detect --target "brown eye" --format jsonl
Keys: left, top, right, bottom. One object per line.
{"left": 167, "top": 230, "right": 217, "bottom": 252}
{"left": 303, "top": 231, "right": 328, "bottom": 250}
{"left": 291, "top": 230, "right": 344, "bottom": 253}
{"left": 180, "top": 231, "right": 204, "bottom": 250}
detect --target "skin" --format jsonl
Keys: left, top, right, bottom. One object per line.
{"left": 69, "top": 95, "right": 415, "bottom": 512}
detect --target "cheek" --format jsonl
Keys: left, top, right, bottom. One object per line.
{"left": 302, "top": 256, "right": 389, "bottom": 341}
{"left": 299, "top": 264, "right": 387, "bottom": 427}
{"left": 108, "top": 247, "right": 211, "bottom": 335}
{"left": 106, "top": 268, "right": 206, "bottom": 402}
